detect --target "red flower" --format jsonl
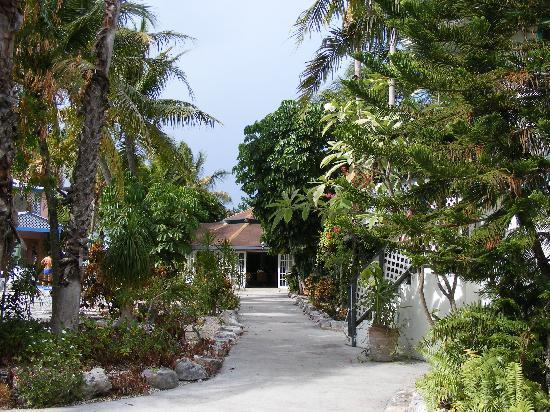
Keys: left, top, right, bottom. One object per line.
{"left": 333, "top": 226, "right": 341, "bottom": 233}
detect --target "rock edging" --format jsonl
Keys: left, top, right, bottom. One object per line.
{"left": 81, "top": 309, "right": 245, "bottom": 397}
{"left": 288, "top": 294, "right": 346, "bottom": 332}
{"left": 384, "top": 389, "right": 428, "bottom": 412}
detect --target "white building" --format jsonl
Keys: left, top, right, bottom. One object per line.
{"left": 191, "top": 209, "right": 293, "bottom": 289}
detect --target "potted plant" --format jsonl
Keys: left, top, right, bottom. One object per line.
{"left": 359, "top": 262, "right": 399, "bottom": 362}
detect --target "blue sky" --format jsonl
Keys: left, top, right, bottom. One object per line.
{"left": 150, "top": 0, "right": 323, "bottom": 206}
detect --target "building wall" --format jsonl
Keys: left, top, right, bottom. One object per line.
{"left": 396, "top": 268, "right": 482, "bottom": 358}
{"left": 353, "top": 267, "right": 482, "bottom": 359}
{"left": 18, "top": 231, "right": 48, "bottom": 265}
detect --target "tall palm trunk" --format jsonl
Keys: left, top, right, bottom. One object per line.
{"left": 0, "top": 1, "right": 21, "bottom": 274}
{"left": 388, "top": 28, "right": 397, "bottom": 106}
{"left": 51, "top": 0, "right": 121, "bottom": 333}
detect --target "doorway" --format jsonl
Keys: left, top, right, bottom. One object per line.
{"left": 245, "top": 252, "right": 278, "bottom": 288}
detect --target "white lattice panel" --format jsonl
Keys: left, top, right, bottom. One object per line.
{"left": 383, "top": 250, "right": 411, "bottom": 281}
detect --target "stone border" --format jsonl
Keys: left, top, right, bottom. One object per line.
{"left": 288, "top": 294, "right": 346, "bottom": 332}
{"left": 80, "top": 309, "right": 245, "bottom": 399}
{"left": 384, "top": 389, "right": 428, "bottom": 412}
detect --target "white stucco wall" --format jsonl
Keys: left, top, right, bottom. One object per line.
{"left": 396, "top": 268, "right": 482, "bottom": 358}
{"left": 352, "top": 268, "right": 482, "bottom": 359}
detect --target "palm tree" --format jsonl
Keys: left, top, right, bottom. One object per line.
{"left": 0, "top": 0, "right": 21, "bottom": 275}
{"left": 101, "top": 23, "right": 217, "bottom": 179}
{"left": 295, "top": 0, "right": 392, "bottom": 100}
{"left": 52, "top": 0, "right": 122, "bottom": 333}
{"left": 12, "top": 0, "right": 155, "bottom": 332}
{"left": 152, "top": 142, "right": 231, "bottom": 204}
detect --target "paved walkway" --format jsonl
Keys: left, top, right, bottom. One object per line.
{"left": 55, "top": 289, "right": 427, "bottom": 412}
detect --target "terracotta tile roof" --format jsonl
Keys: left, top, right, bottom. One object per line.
{"left": 192, "top": 209, "right": 265, "bottom": 250}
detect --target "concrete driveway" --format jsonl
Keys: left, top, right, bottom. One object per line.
{"left": 52, "top": 289, "right": 427, "bottom": 412}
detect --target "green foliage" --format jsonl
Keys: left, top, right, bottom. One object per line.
{"left": 100, "top": 177, "right": 154, "bottom": 297}
{"left": 146, "top": 182, "right": 206, "bottom": 270}
{"left": 307, "top": 2, "right": 549, "bottom": 403}
{"left": 190, "top": 236, "right": 240, "bottom": 316}
{"left": 0, "top": 319, "right": 44, "bottom": 366}
{"left": 100, "top": 174, "right": 212, "bottom": 285}
{"left": 234, "top": 100, "right": 331, "bottom": 277}
{"left": 16, "top": 331, "right": 83, "bottom": 408}
{"left": 417, "top": 305, "right": 548, "bottom": 411}
{"left": 17, "top": 357, "right": 83, "bottom": 408}
{"left": 286, "top": 271, "right": 300, "bottom": 294}
{"left": 0, "top": 262, "right": 41, "bottom": 320}
{"left": 76, "top": 319, "right": 179, "bottom": 367}
{"left": 358, "top": 262, "right": 398, "bottom": 328}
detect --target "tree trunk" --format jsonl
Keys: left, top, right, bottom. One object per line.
{"left": 124, "top": 133, "right": 138, "bottom": 176}
{"left": 0, "top": 1, "right": 21, "bottom": 274}
{"left": 388, "top": 28, "right": 397, "bottom": 106}
{"left": 52, "top": 0, "right": 121, "bottom": 333}
{"left": 418, "top": 268, "right": 435, "bottom": 326}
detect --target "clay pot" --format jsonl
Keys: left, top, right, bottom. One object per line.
{"left": 368, "top": 325, "right": 399, "bottom": 362}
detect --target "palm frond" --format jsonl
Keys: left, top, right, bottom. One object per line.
{"left": 149, "top": 99, "right": 219, "bottom": 128}
{"left": 294, "top": 0, "right": 346, "bottom": 43}
{"left": 199, "top": 169, "right": 229, "bottom": 189}
{"left": 298, "top": 26, "right": 352, "bottom": 100}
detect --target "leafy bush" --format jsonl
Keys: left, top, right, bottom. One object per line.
{"left": 0, "top": 319, "right": 44, "bottom": 365}
{"left": 286, "top": 270, "right": 300, "bottom": 294}
{"left": 109, "top": 369, "right": 149, "bottom": 396}
{"left": 417, "top": 304, "right": 548, "bottom": 411}
{"left": 77, "top": 320, "right": 179, "bottom": 367}
{"left": 190, "top": 239, "right": 240, "bottom": 316}
{"left": 17, "top": 333, "right": 83, "bottom": 407}
{"left": 0, "top": 262, "right": 41, "bottom": 320}
{"left": 358, "top": 262, "right": 398, "bottom": 328}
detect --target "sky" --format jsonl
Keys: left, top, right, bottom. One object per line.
{"left": 149, "top": 0, "right": 324, "bottom": 207}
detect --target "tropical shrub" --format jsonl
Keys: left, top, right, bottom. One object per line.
{"left": 76, "top": 320, "right": 179, "bottom": 368}
{"left": 191, "top": 249, "right": 239, "bottom": 316}
{"left": 417, "top": 305, "right": 548, "bottom": 411}
{"left": 235, "top": 100, "right": 331, "bottom": 278}
{"left": 286, "top": 270, "right": 300, "bottom": 294}
{"left": 358, "top": 262, "right": 398, "bottom": 328}
{"left": 0, "top": 319, "right": 44, "bottom": 365}
{"left": 17, "top": 333, "right": 83, "bottom": 407}
{"left": 0, "top": 262, "right": 41, "bottom": 320}
{"left": 109, "top": 369, "right": 149, "bottom": 396}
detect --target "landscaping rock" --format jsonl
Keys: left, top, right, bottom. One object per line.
{"left": 221, "top": 325, "right": 243, "bottom": 336}
{"left": 211, "top": 341, "right": 230, "bottom": 357}
{"left": 384, "top": 389, "right": 428, "bottom": 412}
{"left": 82, "top": 367, "right": 112, "bottom": 399}
{"left": 216, "top": 331, "right": 238, "bottom": 342}
{"left": 221, "top": 310, "right": 243, "bottom": 328}
{"left": 141, "top": 367, "right": 178, "bottom": 390}
{"left": 194, "top": 356, "right": 223, "bottom": 375}
{"left": 319, "top": 319, "right": 333, "bottom": 329}
{"left": 409, "top": 391, "right": 428, "bottom": 412}
{"left": 330, "top": 320, "right": 346, "bottom": 331}
{"left": 175, "top": 359, "right": 208, "bottom": 381}
{"left": 196, "top": 316, "right": 222, "bottom": 340}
